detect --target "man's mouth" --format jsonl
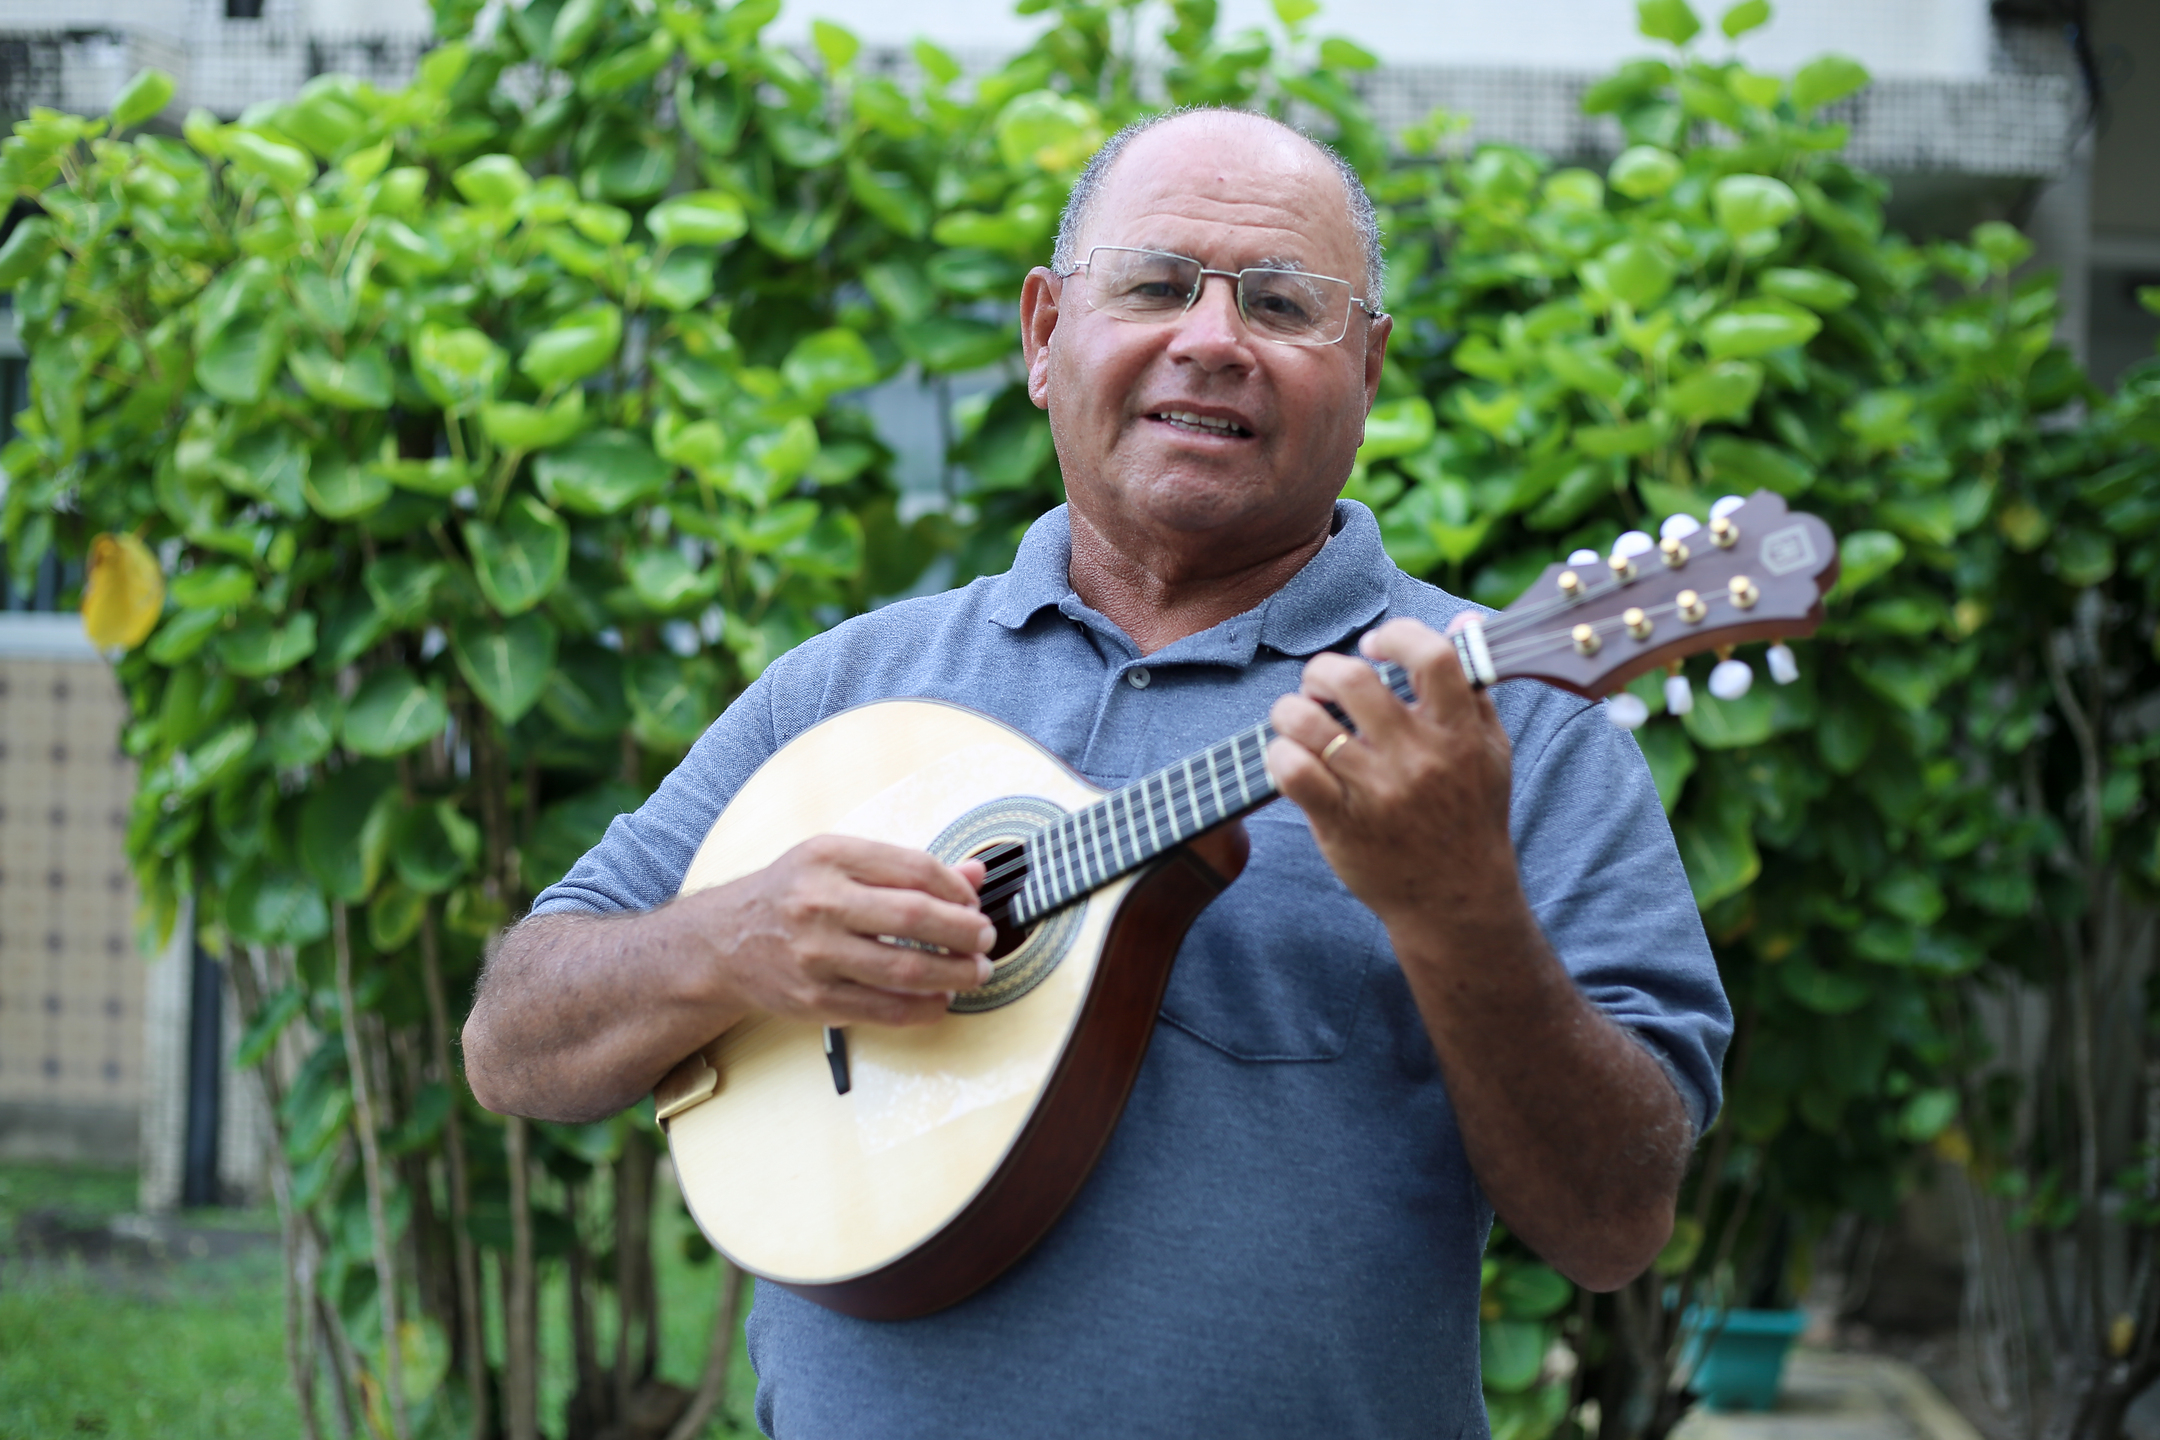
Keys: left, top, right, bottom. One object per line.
{"left": 1148, "top": 409, "right": 1254, "bottom": 438}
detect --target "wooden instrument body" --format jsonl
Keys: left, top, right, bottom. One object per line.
{"left": 659, "top": 699, "right": 1248, "bottom": 1319}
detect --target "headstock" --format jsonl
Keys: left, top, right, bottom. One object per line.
{"left": 1480, "top": 490, "right": 1837, "bottom": 719}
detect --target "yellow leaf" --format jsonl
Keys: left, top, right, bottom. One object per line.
{"left": 82, "top": 532, "right": 165, "bottom": 649}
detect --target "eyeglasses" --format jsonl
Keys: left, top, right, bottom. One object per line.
{"left": 1058, "top": 246, "right": 1383, "bottom": 347}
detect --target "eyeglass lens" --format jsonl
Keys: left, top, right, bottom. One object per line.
{"left": 1082, "top": 248, "right": 1353, "bottom": 345}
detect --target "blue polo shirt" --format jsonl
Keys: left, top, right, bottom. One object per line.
{"left": 532, "top": 499, "right": 1730, "bottom": 1440}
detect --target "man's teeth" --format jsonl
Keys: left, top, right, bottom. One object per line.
{"left": 1155, "top": 411, "right": 1250, "bottom": 436}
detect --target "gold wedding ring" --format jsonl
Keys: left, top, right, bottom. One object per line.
{"left": 1321, "top": 732, "right": 1353, "bottom": 767}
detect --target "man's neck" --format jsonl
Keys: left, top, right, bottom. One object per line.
{"left": 1065, "top": 504, "right": 1333, "bottom": 656}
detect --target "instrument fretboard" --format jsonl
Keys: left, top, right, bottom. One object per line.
{"left": 1005, "top": 658, "right": 1415, "bottom": 926}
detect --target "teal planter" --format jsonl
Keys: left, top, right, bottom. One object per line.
{"left": 1681, "top": 1308, "right": 1807, "bottom": 1412}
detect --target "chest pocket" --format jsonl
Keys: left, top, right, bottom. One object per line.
{"left": 1158, "top": 805, "right": 1388, "bottom": 1062}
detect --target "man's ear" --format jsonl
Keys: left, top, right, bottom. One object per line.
{"left": 1020, "top": 267, "right": 1062, "bottom": 411}
{"left": 1360, "top": 312, "right": 1393, "bottom": 417}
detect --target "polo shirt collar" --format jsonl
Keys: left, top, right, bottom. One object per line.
{"left": 984, "top": 499, "right": 1394, "bottom": 662}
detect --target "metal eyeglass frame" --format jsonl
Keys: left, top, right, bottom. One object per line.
{"left": 1057, "top": 245, "right": 1386, "bottom": 347}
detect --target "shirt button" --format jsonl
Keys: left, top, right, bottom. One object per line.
{"left": 1128, "top": 667, "right": 1151, "bottom": 690}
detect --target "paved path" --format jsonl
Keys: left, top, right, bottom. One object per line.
{"left": 1673, "top": 1351, "right": 1984, "bottom": 1440}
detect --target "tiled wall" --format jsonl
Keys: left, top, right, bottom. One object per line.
{"left": 0, "top": 649, "right": 142, "bottom": 1120}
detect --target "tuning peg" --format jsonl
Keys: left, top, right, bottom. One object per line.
{"left": 1568, "top": 548, "right": 1601, "bottom": 566}
{"left": 1709, "top": 658, "right": 1754, "bottom": 700}
{"left": 1606, "top": 692, "right": 1649, "bottom": 730}
{"left": 1710, "top": 495, "right": 1745, "bottom": 520}
{"left": 1612, "top": 530, "right": 1655, "bottom": 559}
{"left": 1664, "top": 668, "right": 1694, "bottom": 716}
{"left": 1766, "top": 643, "right": 1799, "bottom": 685}
{"left": 1660, "top": 513, "right": 1702, "bottom": 541}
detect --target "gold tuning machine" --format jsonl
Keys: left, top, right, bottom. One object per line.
{"left": 1557, "top": 568, "right": 1583, "bottom": 599}
{"left": 1676, "top": 589, "right": 1706, "bottom": 623}
{"left": 1708, "top": 515, "right": 1738, "bottom": 548}
{"left": 1729, "top": 575, "right": 1759, "bottom": 610}
{"left": 1624, "top": 607, "right": 1652, "bottom": 640}
{"left": 1659, "top": 535, "right": 1689, "bottom": 568}
{"left": 1572, "top": 623, "right": 1602, "bottom": 655}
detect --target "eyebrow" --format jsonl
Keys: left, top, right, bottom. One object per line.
{"left": 1124, "top": 244, "right": 1318, "bottom": 275}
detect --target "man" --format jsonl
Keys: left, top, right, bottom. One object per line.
{"left": 465, "top": 108, "right": 1730, "bottom": 1437}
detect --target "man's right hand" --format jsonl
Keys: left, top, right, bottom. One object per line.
{"left": 462, "top": 835, "right": 994, "bottom": 1122}
{"left": 691, "top": 835, "right": 995, "bottom": 1028}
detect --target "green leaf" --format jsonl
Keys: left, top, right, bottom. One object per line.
{"left": 480, "top": 389, "right": 586, "bottom": 451}
{"left": 413, "top": 325, "right": 506, "bottom": 410}
{"left": 267, "top": 696, "right": 342, "bottom": 768}
{"left": 305, "top": 455, "right": 393, "bottom": 520}
{"left": 1597, "top": 239, "right": 1676, "bottom": 309}
{"left": 223, "top": 130, "right": 316, "bottom": 190}
{"left": 392, "top": 799, "right": 481, "bottom": 894}
{"left": 1703, "top": 299, "right": 1822, "bottom": 358}
{"left": 580, "top": 31, "right": 677, "bottom": 98}
{"left": 288, "top": 345, "right": 394, "bottom": 410}
{"left": 1357, "top": 399, "right": 1437, "bottom": 463}
{"left": 1833, "top": 530, "right": 1905, "bottom": 596}
{"left": 846, "top": 161, "right": 930, "bottom": 239}
{"left": 1317, "top": 36, "right": 1379, "bottom": 70}
{"left": 1792, "top": 54, "right": 1870, "bottom": 112}
{"left": 1696, "top": 435, "right": 1813, "bottom": 495}
{"left": 626, "top": 545, "right": 719, "bottom": 611}
{"left": 369, "top": 879, "right": 426, "bottom": 950}
{"left": 342, "top": 668, "right": 448, "bottom": 757}
{"left": 1575, "top": 421, "right": 1663, "bottom": 458}
{"left": 1676, "top": 806, "right": 1759, "bottom": 907}
{"left": 519, "top": 304, "right": 622, "bottom": 388}
{"left": 784, "top": 328, "right": 881, "bottom": 400}
{"left": 1757, "top": 266, "right": 1859, "bottom": 313}
{"left": 147, "top": 608, "right": 225, "bottom": 665}
{"left": 170, "top": 564, "right": 256, "bottom": 611}
{"left": 198, "top": 317, "right": 286, "bottom": 404}
{"left": 522, "top": 781, "right": 644, "bottom": 893}
{"left": 1634, "top": 722, "right": 1695, "bottom": 812}
{"left": 1720, "top": 0, "right": 1770, "bottom": 38}
{"left": 1479, "top": 1319, "right": 1546, "bottom": 1394}
{"left": 1712, "top": 174, "right": 1800, "bottom": 236}
{"left": 0, "top": 218, "right": 56, "bottom": 287}
{"left": 2053, "top": 528, "right": 2116, "bottom": 587}
{"left": 299, "top": 763, "right": 394, "bottom": 901}
{"left": 465, "top": 496, "right": 569, "bottom": 615}
{"left": 542, "top": 643, "right": 631, "bottom": 738}
{"left": 897, "top": 316, "right": 1015, "bottom": 375}
{"left": 1543, "top": 343, "right": 1628, "bottom": 401}
{"left": 648, "top": 190, "right": 748, "bottom": 248}
{"left": 227, "top": 862, "right": 330, "bottom": 946}
{"left": 234, "top": 984, "right": 305, "bottom": 1070}
{"left": 1780, "top": 958, "right": 1872, "bottom": 1014}
{"left": 1497, "top": 1264, "right": 1572, "bottom": 1320}
{"left": 111, "top": 68, "right": 176, "bottom": 129}
{"left": 751, "top": 199, "right": 843, "bottom": 259}
{"left": 813, "top": 18, "right": 861, "bottom": 70}
{"left": 451, "top": 611, "right": 557, "bottom": 722}
{"left": 452, "top": 152, "right": 532, "bottom": 208}
{"left": 219, "top": 612, "right": 318, "bottom": 677}
{"left": 533, "top": 429, "right": 671, "bottom": 515}
{"left": 364, "top": 553, "right": 446, "bottom": 625}
{"left": 1683, "top": 684, "right": 1776, "bottom": 748}
{"left": 1666, "top": 361, "right": 1764, "bottom": 423}
{"left": 626, "top": 652, "right": 719, "bottom": 750}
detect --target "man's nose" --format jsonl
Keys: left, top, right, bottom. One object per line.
{"left": 1165, "top": 272, "right": 1253, "bottom": 367}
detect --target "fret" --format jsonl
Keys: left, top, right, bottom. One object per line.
{"left": 1182, "top": 757, "right": 1205, "bottom": 829}
{"left": 1204, "top": 745, "right": 1226, "bottom": 823}
{"left": 1055, "top": 823, "right": 1077, "bottom": 901}
{"left": 1230, "top": 731, "right": 1254, "bottom": 807}
{"left": 1109, "top": 789, "right": 1130, "bottom": 871}
{"left": 1141, "top": 774, "right": 1163, "bottom": 854}
{"left": 1082, "top": 807, "right": 1105, "bottom": 887}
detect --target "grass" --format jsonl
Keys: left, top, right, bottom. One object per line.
{"left": 0, "top": 1162, "right": 761, "bottom": 1440}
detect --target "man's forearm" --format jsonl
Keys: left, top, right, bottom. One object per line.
{"left": 1391, "top": 883, "right": 1694, "bottom": 1292}
{"left": 463, "top": 907, "right": 745, "bottom": 1124}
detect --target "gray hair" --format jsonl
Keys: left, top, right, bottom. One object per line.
{"left": 1050, "top": 107, "right": 1387, "bottom": 303}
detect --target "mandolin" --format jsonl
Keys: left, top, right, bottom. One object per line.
{"left": 652, "top": 490, "right": 1837, "bottom": 1319}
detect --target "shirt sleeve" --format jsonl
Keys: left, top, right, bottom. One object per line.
{"left": 1503, "top": 695, "right": 1733, "bottom": 1135}
{"left": 527, "top": 665, "right": 783, "bottom": 918}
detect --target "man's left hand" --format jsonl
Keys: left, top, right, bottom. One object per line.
{"left": 1266, "top": 616, "right": 1519, "bottom": 930}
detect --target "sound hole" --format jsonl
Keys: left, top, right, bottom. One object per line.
{"left": 969, "top": 839, "right": 1034, "bottom": 960}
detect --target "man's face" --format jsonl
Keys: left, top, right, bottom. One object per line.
{"left": 1022, "top": 116, "right": 1390, "bottom": 557}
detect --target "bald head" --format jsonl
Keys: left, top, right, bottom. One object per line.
{"left": 1051, "top": 109, "right": 1385, "bottom": 300}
